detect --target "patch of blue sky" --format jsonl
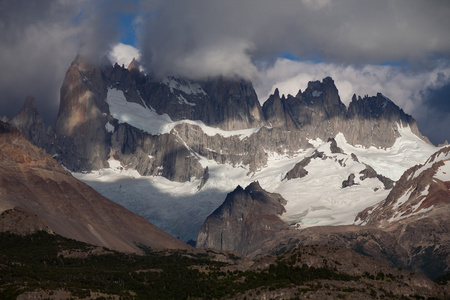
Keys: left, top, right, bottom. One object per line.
{"left": 118, "top": 12, "right": 138, "bottom": 47}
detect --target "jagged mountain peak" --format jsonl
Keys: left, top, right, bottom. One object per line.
{"left": 196, "top": 181, "right": 288, "bottom": 255}
{"left": 127, "top": 57, "right": 138, "bottom": 71}
{"left": 22, "top": 95, "right": 38, "bottom": 111}
{"left": 356, "top": 146, "right": 450, "bottom": 228}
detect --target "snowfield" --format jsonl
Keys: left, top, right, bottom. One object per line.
{"left": 106, "top": 88, "right": 266, "bottom": 139}
{"left": 74, "top": 121, "right": 438, "bottom": 242}
{"left": 74, "top": 90, "right": 440, "bottom": 242}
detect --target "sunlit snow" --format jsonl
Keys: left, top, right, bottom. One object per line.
{"left": 106, "top": 88, "right": 265, "bottom": 139}
{"left": 334, "top": 124, "right": 437, "bottom": 181}
{"left": 435, "top": 161, "right": 450, "bottom": 182}
{"left": 76, "top": 99, "right": 440, "bottom": 242}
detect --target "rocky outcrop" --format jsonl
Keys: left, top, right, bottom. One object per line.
{"left": 342, "top": 173, "right": 357, "bottom": 188}
{"left": 263, "top": 77, "right": 348, "bottom": 141}
{"left": 199, "top": 77, "right": 266, "bottom": 130}
{"left": 0, "top": 121, "right": 189, "bottom": 253}
{"left": 262, "top": 78, "right": 428, "bottom": 149}
{"left": 359, "top": 164, "right": 394, "bottom": 189}
{"left": 284, "top": 151, "right": 324, "bottom": 180}
{"left": 344, "top": 93, "right": 428, "bottom": 147}
{"left": 54, "top": 55, "right": 110, "bottom": 171}
{"left": 10, "top": 96, "right": 53, "bottom": 151}
{"left": 0, "top": 207, "right": 51, "bottom": 235}
{"left": 262, "top": 88, "right": 297, "bottom": 130}
{"left": 354, "top": 146, "right": 450, "bottom": 278}
{"left": 140, "top": 76, "right": 266, "bottom": 131}
{"left": 196, "top": 182, "right": 289, "bottom": 255}
{"left": 110, "top": 122, "right": 204, "bottom": 181}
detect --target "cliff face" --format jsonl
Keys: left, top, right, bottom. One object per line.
{"left": 10, "top": 96, "right": 51, "bottom": 150}
{"left": 13, "top": 56, "right": 430, "bottom": 184}
{"left": 54, "top": 55, "right": 110, "bottom": 171}
{"left": 0, "top": 121, "right": 189, "bottom": 253}
{"left": 196, "top": 182, "right": 288, "bottom": 255}
{"left": 195, "top": 146, "right": 449, "bottom": 278}
{"left": 354, "top": 146, "right": 450, "bottom": 277}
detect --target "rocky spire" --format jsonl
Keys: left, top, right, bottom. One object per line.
{"left": 196, "top": 181, "right": 288, "bottom": 255}
{"left": 10, "top": 96, "right": 49, "bottom": 150}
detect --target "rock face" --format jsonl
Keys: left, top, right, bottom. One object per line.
{"left": 355, "top": 146, "right": 450, "bottom": 278}
{"left": 10, "top": 56, "right": 430, "bottom": 185}
{"left": 0, "top": 207, "right": 51, "bottom": 235}
{"left": 10, "top": 96, "right": 53, "bottom": 152}
{"left": 0, "top": 121, "right": 189, "bottom": 253}
{"left": 346, "top": 93, "right": 429, "bottom": 147}
{"left": 196, "top": 182, "right": 289, "bottom": 255}
{"left": 196, "top": 146, "right": 450, "bottom": 278}
{"left": 54, "top": 55, "right": 110, "bottom": 172}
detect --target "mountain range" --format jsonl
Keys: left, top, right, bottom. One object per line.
{"left": 1, "top": 55, "right": 449, "bottom": 282}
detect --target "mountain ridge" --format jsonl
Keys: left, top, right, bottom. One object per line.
{"left": 8, "top": 55, "right": 431, "bottom": 181}
{"left": 3, "top": 56, "right": 446, "bottom": 279}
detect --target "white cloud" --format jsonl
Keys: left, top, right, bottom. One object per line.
{"left": 254, "top": 58, "right": 450, "bottom": 144}
{"left": 255, "top": 59, "right": 450, "bottom": 114}
{"left": 139, "top": 0, "right": 450, "bottom": 79}
{"left": 108, "top": 43, "right": 141, "bottom": 67}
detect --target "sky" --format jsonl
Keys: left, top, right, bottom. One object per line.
{"left": 1, "top": 0, "right": 450, "bottom": 144}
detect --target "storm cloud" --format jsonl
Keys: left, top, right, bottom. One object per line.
{"left": 136, "top": 0, "right": 450, "bottom": 144}
{"left": 1, "top": 0, "right": 449, "bottom": 144}
{"left": 0, "top": 0, "right": 128, "bottom": 124}
{"left": 139, "top": 0, "right": 450, "bottom": 79}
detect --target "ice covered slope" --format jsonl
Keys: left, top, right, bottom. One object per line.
{"left": 106, "top": 87, "right": 265, "bottom": 139}
{"left": 74, "top": 123, "right": 438, "bottom": 242}
{"left": 356, "top": 145, "right": 450, "bottom": 227}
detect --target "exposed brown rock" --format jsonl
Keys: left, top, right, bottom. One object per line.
{"left": 0, "top": 207, "right": 51, "bottom": 235}
{"left": 0, "top": 121, "right": 189, "bottom": 253}
{"left": 196, "top": 181, "right": 289, "bottom": 255}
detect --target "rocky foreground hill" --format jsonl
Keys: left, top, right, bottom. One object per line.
{"left": 197, "top": 145, "right": 450, "bottom": 279}
{"left": 0, "top": 121, "right": 189, "bottom": 253}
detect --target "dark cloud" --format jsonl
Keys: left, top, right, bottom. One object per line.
{"left": 0, "top": 0, "right": 128, "bottom": 125}
{"left": 138, "top": 0, "right": 450, "bottom": 79}
{"left": 1, "top": 0, "right": 449, "bottom": 148}
{"left": 414, "top": 81, "right": 450, "bottom": 145}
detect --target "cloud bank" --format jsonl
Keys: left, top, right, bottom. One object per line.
{"left": 139, "top": 0, "right": 450, "bottom": 79}
{"left": 1, "top": 0, "right": 449, "bottom": 144}
{"left": 254, "top": 59, "right": 450, "bottom": 144}
{"left": 0, "top": 0, "right": 128, "bottom": 124}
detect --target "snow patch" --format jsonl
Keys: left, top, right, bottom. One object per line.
{"left": 176, "top": 94, "right": 196, "bottom": 106}
{"left": 312, "top": 90, "right": 322, "bottom": 97}
{"left": 393, "top": 187, "right": 414, "bottom": 210}
{"left": 106, "top": 88, "right": 264, "bottom": 139}
{"left": 388, "top": 205, "right": 434, "bottom": 224}
{"left": 435, "top": 160, "right": 450, "bottom": 181}
{"left": 105, "top": 122, "right": 114, "bottom": 133}
{"left": 163, "top": 76, "right": 207, "bottom": 96}
{"left": 411, "top": 185, "right": 430, "bottom": 212}
{"left": 334, "top": 124, "right": 438, "bottom": 181}
{"left": 413, "top": 151, "right": 450, "bottom": 180}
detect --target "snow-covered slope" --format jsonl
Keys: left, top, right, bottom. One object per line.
{"left": 74, "top": 123, "right": 438, "bottom": 242}
{"left": 356, "top": 145, "right": 450, "bottom": 227}
{"left": 106, "top": 88, "right": 265, "bottom": 139}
